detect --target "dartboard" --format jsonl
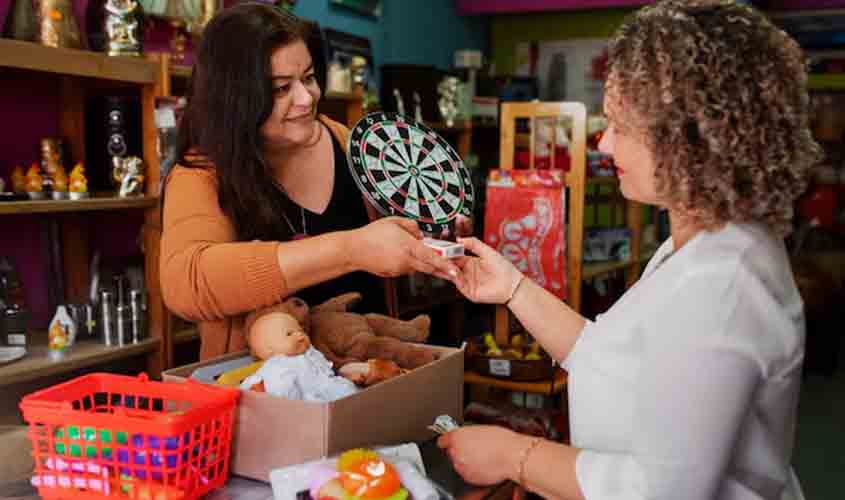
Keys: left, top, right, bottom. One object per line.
{"left": 347, "top": 112, "right": 475, "bottom": 235}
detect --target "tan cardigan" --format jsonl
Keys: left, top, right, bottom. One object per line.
{"left": 160, "top": 115, "right": 384, "bottom": 360}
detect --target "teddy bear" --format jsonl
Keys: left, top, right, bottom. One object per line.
{"left": 244, "top": 292, "right": 437, "bottom": 387}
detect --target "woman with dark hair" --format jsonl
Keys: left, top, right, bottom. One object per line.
{"left": 160, "top": 2, "right": 461, "bottom": 360}
{"left": 437, "top": 1, "right": 822, "bottom": 499}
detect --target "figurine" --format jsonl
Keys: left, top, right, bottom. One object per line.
{"left": 48, "top": 305, "right": 76, "bottom": 360}
{"left": 24, "top": 163, "right": 44, "bottom": 199}
{"left": 240, "top": 309, "right": 360, "bottom": 402}
{"left": 11, "top": 166, "right": 26, "bottom": 193}
{"left": 413, "top": 91, "right": 423, "bottom": 123}
{"left": 393, "top": 88, "right": 406, "bottom": 117}
{"left": 52, "top": 165, "right": 69, "bottom": 199}
{"left": 37, "top": 0, "right": 84, "bottom": 49}
{"left": 113, "top": 156, "right": 145, "bottom": 197}
{"left": 69, "top": 163, "right": 89, "bottom": 200}
{"left": 40, "top": 138, "right": 64, "bottom": 178}
{"left": 437, "top": 76, "right": 462, "bottom": 128}
{"left": 105, "top": 0, "right": 143, "bottom": 57}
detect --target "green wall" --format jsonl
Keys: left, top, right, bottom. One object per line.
{"left": 490, "top": 8, "right": 634, "bottom": 74}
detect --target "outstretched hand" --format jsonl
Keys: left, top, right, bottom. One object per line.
{"left": 351, "top": 217, "right": 462, "bottom": 284}
{"left": 450, "top": 237, "right": 523, "bottom": 304}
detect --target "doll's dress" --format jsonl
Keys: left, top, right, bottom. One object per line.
{"left": 241, "top": 347, "right": 358, "bottom": 402}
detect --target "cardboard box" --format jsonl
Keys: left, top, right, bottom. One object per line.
{"left": 163, "top": 345, "right": 464, "bottom": 482}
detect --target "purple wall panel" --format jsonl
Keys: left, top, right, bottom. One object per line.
{"left": 457, "top": 0, "right": 650, "bottom": 15}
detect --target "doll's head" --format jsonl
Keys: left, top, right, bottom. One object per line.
{"left": 246, "top": 310, "right": 311, "bottom": 360}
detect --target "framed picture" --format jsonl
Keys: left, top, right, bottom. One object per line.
{"left": 330, "top": 0, "right": 382, "bottom": 18}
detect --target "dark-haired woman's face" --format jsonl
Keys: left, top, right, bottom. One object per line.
{"left": 260, "top": 40, "right": 322, "bottom": 150}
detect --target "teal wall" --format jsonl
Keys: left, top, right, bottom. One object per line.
{"left": 293, "top": 0, "right": 489, "bottom": 81}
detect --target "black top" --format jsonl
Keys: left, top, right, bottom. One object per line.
{"left": 279, "top": 128, "right": 386, "bottom": 314}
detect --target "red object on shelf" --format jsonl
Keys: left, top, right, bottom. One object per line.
{"left": 19, "top": 373, "right": 239, "bottom": 500}
{"left": 799, "top": 184, "right": 839, "bottom": 229}
{"left": 514, "top": 147, "right": 570, "bottom": 170}
{"left": 484, "top": 169, "right": 567, "bottom": 300}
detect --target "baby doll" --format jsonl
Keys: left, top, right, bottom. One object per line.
{"left": 240, "top": 309, "right": 359, "bottom": 402}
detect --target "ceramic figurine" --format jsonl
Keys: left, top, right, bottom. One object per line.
{"left": 24, "top": 163, "right": 45, "bottom": 199}
{"left": 48, "top": 305, "right": 76, "bottom": 360}
{"left": 105, "top": 0, "right": 143, "bottom": 57}
{"left": 37, "top": 0, "right": 84, "bottom": 49}
{"left": 11, "top": 166, "right": 26, "bottom": 193}
{"left": 114, "top": 156, "right": 145, "bottom": 197}
{"left": 52, "top": 165, "right": 69, "bottom": 199}
{"left": 69, "top": 163, "right": 89, "bottom": 200}
{"left": 437, "top": 76, "right": 460, "bottom": 128}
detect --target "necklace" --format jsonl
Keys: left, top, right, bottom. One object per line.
{"left": 281, "top": 205, "right": 308, "bottom": 240}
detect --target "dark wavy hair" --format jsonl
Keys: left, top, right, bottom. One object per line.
{"left": 176, "top": 2, "right": 325, "bottom": 242}
{"left": 607, "top": 0, "right": 823, "bottom": 236}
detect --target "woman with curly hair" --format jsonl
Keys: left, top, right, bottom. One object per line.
{"left": 437, "top": 1, "right": 822, "bottom": 498}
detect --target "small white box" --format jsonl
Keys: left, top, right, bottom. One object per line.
{"left": 423, "top": 238, "right": 465, "bottom": 259}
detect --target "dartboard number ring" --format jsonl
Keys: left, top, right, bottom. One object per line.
{"left": 346, "top": 111, "right": 475, "bottom": 235}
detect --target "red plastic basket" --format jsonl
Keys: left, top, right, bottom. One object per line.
{"left": 19, "top": 373, "right": 239, "bottom": 500}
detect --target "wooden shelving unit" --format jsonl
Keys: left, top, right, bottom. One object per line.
{"left": 0, "top": 333, "right": 160, "bottom": 388}
{"left": 0, "top": 40, "right": 166, "bottom": 391}
{"left": 0, "top": 39, "right": 156, "bottom": 83}
{"left": 0, "top": 194, "right": 157, "bottom": 215}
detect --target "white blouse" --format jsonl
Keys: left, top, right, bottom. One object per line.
{"left": 562, "top": 223, "right": 804, "bottom": 500}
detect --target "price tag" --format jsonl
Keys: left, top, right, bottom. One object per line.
{"left": 489, "top": 359, "right": 511, "bottom": 377}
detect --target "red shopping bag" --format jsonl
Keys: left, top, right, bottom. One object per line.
{"left": 483, "top": 170, "right": 567, "bottom": 300}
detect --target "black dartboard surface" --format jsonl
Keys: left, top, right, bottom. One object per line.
{"left": 347, "top": 112, "right": 475, "bottom": 235}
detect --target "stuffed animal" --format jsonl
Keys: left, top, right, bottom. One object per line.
{"left": 245, "top": 293, "right": 437, "bottom": 387}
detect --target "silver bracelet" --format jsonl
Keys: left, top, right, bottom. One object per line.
{"left": 505, "top": 274, "right": 526, "bottom": 306}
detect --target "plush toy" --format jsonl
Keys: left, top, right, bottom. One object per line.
{"left": 245, "top": 293, "right": 437, "bottom": 387}
{"left": 240, "top": 310, "right": 359, "bottom": 401}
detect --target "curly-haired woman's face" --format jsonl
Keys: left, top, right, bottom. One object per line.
{"left": 599, "top": 93, "right": 661, "bottom": 206}
{"left": 260, "top": 40, "right": 322, "bottom": 150}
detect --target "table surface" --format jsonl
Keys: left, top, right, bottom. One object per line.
{"left": 0, "top": 441, "right": 517, "bottom": 500}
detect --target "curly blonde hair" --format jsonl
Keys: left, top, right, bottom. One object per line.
{"left": 606, "top": 0, "right": 823, "bottom": 236}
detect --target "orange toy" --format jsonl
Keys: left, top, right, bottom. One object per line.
{"left": 336, "top": 449, "right": 405, "bottom": 500}
{"left": 11, "top": 165, "right": 26, "bottom": 192}
{"left": 69, "top": 163, "right": 88, "bottom": 193}
{"left": 24, "top": 163, "right": 43, "bottom": 192}
{"left": 52, "top": 165, "right": 68, "bottom": 192}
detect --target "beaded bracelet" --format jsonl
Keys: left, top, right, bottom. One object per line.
{"left": 517, "top": 436, "right": 543, "bottom": 487}
{"left": 505, "top": 274, "right": 526, "bottom": 306}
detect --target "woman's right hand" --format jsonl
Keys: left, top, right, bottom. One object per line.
{"left": 451, "top": 237, "right": 523, "bottom": 304}
{"left": 348, "top": 217, "right": 461, "bottom": 281}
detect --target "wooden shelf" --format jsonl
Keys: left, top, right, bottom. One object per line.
{"left": 324, "top": 90, "right": 363, "bottom": 101}
{"left": 0, "top": 193, "right": 157, "bottom": 215}
{"left": 0, "top": 39, "right": 157, "bottom": 84}
{"left": 808, "top": 73, "right": 845, "bottom": 90}
{"left": 173, "top": 327, "right": 200, "bottom": 345}
{"left": 169, "top": 64, "right": 192, "bottom": 80}
{"left": 464, "top": 368, "right": 568, "bottom": 394}
{"left": 428, "top": 120, "right": 472, "bottom": 132}
{"left": 0, "top": 333, "right": 160, "bottom": 388}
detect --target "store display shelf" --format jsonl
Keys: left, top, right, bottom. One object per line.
{"left": 169, "top": 64, "right": 192, "bottom": 79}
{"left": 464, "top": 368, "right": 568, "bottom": 394}
{"left": 173, "top": 327, "right": 200, "bottom": 345}
{"left": 0, "top": 193, "right": 157, "bottom": 215}
{"left": 0, "top": 39, "right": 156, "bottom": 84}
{"left": 0, "top": 332, "right": 160, "bottom": 387}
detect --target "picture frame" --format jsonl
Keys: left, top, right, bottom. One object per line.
{"left": 329, "top": 0, "right": 382, "bottom": 19}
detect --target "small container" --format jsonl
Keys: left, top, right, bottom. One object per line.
{"left": 98, "top": 290, "right": 116, "bottom": 346}
{"left": 2, "top": 305, "right": 30, "bottom": 348}
{"left": 129, "top": 288, "right": 147, "bottom": 343}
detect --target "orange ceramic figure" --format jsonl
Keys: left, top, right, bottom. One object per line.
{"left": 48, "top": 321, "right": 68, "bottom": 352}
{"left": 10, "top": 166, "right": 26, "bottom": 192}
{"left": 52, "top": 165, "right": 68, "bottom": 192}
{"left": 24, "top": 163, "right": 43, "bottom": 192}
{"left": 69, "top": 163, "right": 88, "bottom": 193}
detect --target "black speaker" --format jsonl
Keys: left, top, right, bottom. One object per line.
{"left": 85, "top": 95, "right": 142, "bottom": 192}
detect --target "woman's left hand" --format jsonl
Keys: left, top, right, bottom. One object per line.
{"left": 437, "top": 425, "right": 523, "bottom": 486}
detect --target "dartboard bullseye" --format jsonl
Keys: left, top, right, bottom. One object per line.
{"left": 347, "top": 111, "right": 475, "bottom": 235}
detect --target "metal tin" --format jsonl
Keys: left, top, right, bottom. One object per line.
{"left": 129, "top": 288, "right": 146, "bottom": 344}
{"left": 99, "top": 290, "right": 116, "bottom": 346}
